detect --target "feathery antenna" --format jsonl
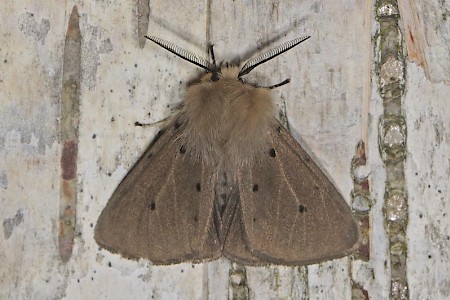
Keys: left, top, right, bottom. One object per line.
{"left": 239, "top": 36, "right": 311, "bottom": 77}
{"left": 145, "top": 36, "right": 214, "bottom": 72}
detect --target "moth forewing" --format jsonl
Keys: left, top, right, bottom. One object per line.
{"left": 94, "top": 35, "right": 359, "bottom": 266}
{"left": 232, "top": 124, "right": 359, "bottom": 265}
{"left": 94, "top": 122, "right": 222, "bottom": 264}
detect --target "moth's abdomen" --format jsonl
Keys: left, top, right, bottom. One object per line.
{"left": 182, "top": 72, "right": 275, "bottom": 171}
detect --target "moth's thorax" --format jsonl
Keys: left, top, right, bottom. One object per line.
{"left": 181, "top": 66, "right": 275, "bottom": 170}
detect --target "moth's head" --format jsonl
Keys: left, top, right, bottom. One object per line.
{"left": 145, "top": 35, "right": 310, "bottom": 89}
{"left": 199, "top": 65, "right": 239, "bottom": 82}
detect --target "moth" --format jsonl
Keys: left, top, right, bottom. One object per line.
{"left": 95, "top": 35, "right": 359, "bottom": 265}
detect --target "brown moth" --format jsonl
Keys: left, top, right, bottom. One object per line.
{"left": 94, "top": 35, "right": 359, "bottom": 265}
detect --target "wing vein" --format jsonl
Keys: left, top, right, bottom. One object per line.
{"left": 154, "top": 150, "right": 179, "bottom": 252}
{"left": 271, "top": 131, "right": 304, "bottom": 248}
{"left": 273, "top": 136, "right": 301, "bottom": 207}
{"left": 199, "top": 162, "right": 211, "bottom": 250}
{"left": 274, "top": 177, "right": 282, "bottom": 243}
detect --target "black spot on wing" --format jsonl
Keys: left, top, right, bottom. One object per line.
{"left": 196, "top": 182, "right": 201, "bottom": 192}
{"left": 269, "top": 148, "right": 276, "bottom": 157}
{"left": 252, "top": 184, "right": 259, "bottom": 192}
{"left": 299, "top": 204, "right": 307, "bottom": 213}
{"left": 149, "top": 202, "right": 156, "bottom": 210}
{"left": 179, "top": 145, "right": 186, "bottom": 154}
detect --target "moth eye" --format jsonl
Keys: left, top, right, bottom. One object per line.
{"left": 252, "top": 184, "right": 259, "bottom": 192}
{"left": 149, "top": 202, "right": 156, "bottom": 210}
{"left": 304, "top": 155, "right": 311, "bottom": 162}
{"left": 196, "top": 182, "right": 201, "bottom": 192}
{"left": 211, "top": 73, "right": 220, "bottom": 82}
{"left": 179, "top": 145, "right": 186, "bottom": 154}
{"left": 269, "top": 148, "right": 276, "bottom": 157}
{"left": 299, "top": 204, "right": 307, "bottom": 213}
{"left": 276, "top": 126, "right": 282, "bottom": 133}
{"left": 147, "top": 152, "right": 153, "bottom": 159}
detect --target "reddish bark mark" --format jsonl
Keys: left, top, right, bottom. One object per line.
{"left": 356, "top": 140, "right": 367, "bottom": 165}
{"left": 352, "top": 140, "right": 367, "bottom": 166}
{"left": 67, "top": 6, "right": 80, "bottom": 40}
{"left": 62, "top": 179, "right": 74, "bottom": 199}
{"left": 355, "top": 215, "right": 370, "bottom": 261}
{"left": 59, "top": 236, "right": 74, "bottom": 258}
{"left": 352, "top": 284, "right": 369, "bottom": 300}
{"left": 408, "top": 27, "right": 415, "bottom": 44}
{"left": 359, "top": 178, "right": 370, "bottom": 192}
{"left": 63, "top": 204, "right": 75, "bottom": 222}
{"left": 61, "top": 141, "right": 78, "bottom": 180}
{"left": 403, "top": 25, "right": 425, "bottom": 67}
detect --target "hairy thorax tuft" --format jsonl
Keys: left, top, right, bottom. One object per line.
{"left": 181, "top": 67, "right": 275, "bottom": 172}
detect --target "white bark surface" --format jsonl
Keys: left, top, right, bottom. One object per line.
{"left": 0, "top": 1, "right": 448, "bottom": 299}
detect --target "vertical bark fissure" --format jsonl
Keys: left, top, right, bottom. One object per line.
{"left": 376, "top": 1, "right": 409, "bottom": 299}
